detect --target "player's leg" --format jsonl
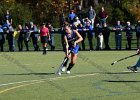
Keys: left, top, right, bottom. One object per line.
{"left": 41, "top": 36, "right": 47, "bottom": 55}
{"left": 66, "top": 45, "right": 79, "bottom": 74}
{"left": 43, "top": 43, "right": 47, "bottom": 54}
{"left": 66, "top": 53, "right": 77, "bottom": 74}
{"left": 127, "top": 57, "right": 140, "bottom": 72}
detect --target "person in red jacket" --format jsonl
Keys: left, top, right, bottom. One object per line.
{"left": 127, "top": 48, "right": 140, "bottom": 72}
{"left": 38, "top": 23, "right": 50, "bottom": 55}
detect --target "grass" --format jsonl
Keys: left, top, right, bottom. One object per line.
{"left": 0, "top": 51, "right": 140, "bottom": 100}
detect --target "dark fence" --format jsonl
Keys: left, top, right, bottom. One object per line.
{"left": 0, "top": 28, "right": 139, "bottom": 52}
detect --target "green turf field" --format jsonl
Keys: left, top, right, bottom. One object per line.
{"left": 0, "top": 51, "right": 140, "bottom": 100}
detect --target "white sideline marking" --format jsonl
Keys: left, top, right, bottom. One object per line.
{"left": 0, "top": 73, "right": 98, "bottom": 87}
{"left": 122, "top": 70, "right": 139, "bottom": 73}
{"left": 122, "top": 70, "right": 133, "bottom": 72}
{"left": 23, "top": 64, "right": 31, "bottom": 65}
{"left": 0, "top": 63, "right": 49, "bottom": 67}
{"left": 0, "top": 65, "right": 8, "bottom": 67}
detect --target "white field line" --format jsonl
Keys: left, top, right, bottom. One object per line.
{"left": 0, "top": 63, "right": 51, "bottom": 66}
{"left": 0, "top": 65, "right": 8, "bottom": 67}
{"left": 0, "top": 73, "right": 98, "bottom": 87}
{"left": 122, "top": 71, "right": 132, "bottom": 72}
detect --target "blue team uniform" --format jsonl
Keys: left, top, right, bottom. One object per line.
{"left": 65, "top": 30, "right": 79, "bottom": 54}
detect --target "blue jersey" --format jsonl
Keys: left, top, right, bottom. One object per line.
{"left": 65, "top": 30, "right": 79, "bottom": 54}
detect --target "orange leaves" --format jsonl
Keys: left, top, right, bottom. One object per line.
{"left": 129, "top": 3, "right": 140, "bottom": 20}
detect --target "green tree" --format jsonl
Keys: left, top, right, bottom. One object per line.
{"left": 0, "top": 1, "right": 32, "bottom": 27}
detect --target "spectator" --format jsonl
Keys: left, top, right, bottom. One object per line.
{"left": 77, "top": 23, "right": 86, "bottom": 50}
{"left": 98, "top": 7, "right": 108, "bottom": 26}
{"left": 0, "top": 25, "right": 5, "bottom": 51}
{"left": 4, "top": 10, "right": 12, "bottom": 25}
{"left": 23, "top": 23, "right": 30, "bottom": 51}
{"left": 47, "top": 23, "right": 55, "bottom": 50}
{"left": 3, "top": 20, "right": 10, "bottom": 31}
{"left": 7, "top": 25, "right": 15, "bottom": 51}
{"left": 82, "top": 18, "right": 91, "bottom": 27}
{"left": 135, "top": 20, "right": 140, "bottom": 49}
{"left": 73, "top": 17, "right": 81, "bottom": 29}
{"left": 59, "top": 13, "right": 66, "bottom": 28}
{"left": 68, "top": 10, "right": 76, "bottom": 25}
{"left": 76, "top": 5, "right": 83, "bottom": 22}
{"left": 95, "top": 23, "right": 103, "bottom": 50}
{"left": 87, "top": 6, "right": 96, "bottom": 28}
{"left": 17, "top": 25, "right": 24, "bottom": 51}
{"left": 84, "top": 21, "right": 94, "bottom": 50}
{"left": 29, "top": 22, "right": 40, "bottom": 51}
{"left": 125, "top": 21, "right": 133, "bottom": 50}
{"left": 102, "top": 23, "right": 111, "bottom": 50}
{"left": 112, "top": 20, "right": 123, "bottom": 50}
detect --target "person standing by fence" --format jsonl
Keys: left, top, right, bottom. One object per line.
{"left": 85, "top": 21, "right": 94, "bottom": 50}
{"left": 47, "top": 23, "right": 55, "bottom": 50}
{"left": 77, "top": 23, "right": 86, "bottom": 50}
{"left": 112, "top": 20, "right": 123, "bottom": 50}
{"left": 29, "top": 22, "right": 40, "bottom": 51}
{"left": 102, "top": 23, "right": 111, "bottom": 50}
{"left": 124, "top": 21, "right": 133, "bottom": 50}
{"left": 17, "top": 24, "right": 24, "bottom": 51}
{"left": 95, "top": 23, "right": 103, "bottom": 50}
{"left": 135, "top": 20, "right": 140, "bottom": 49}
{"left": 0, "top": 25, "right": 4, "bottom": 51}
{"left": 23, "top": 23, "right": 30, "bottom": 51}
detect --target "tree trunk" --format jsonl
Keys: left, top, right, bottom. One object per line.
{"left": 94, "top": 0, "right": 99, "bottom": 6}
{"left": 83, "top": 0, "right": 89, "bottom": 8}
{"left": 80, "top": 0, "right": 83, "bottom": 9}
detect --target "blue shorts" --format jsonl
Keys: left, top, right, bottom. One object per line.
{"left": 69, "top": 44, "right": 79, "bottom": 54}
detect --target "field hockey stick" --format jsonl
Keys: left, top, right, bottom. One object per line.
{"left": 56, "top": 51, "right": 71, "bottom": 74}
{"left": 111, "top": 53, "right": 138, "bottom": 65}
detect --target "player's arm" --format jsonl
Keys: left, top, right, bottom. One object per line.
{"left": 73, "top": 30, "right": 83, "bottom": 47}
{"left": 47, "top": 31, "right": 51, "bottom": 40}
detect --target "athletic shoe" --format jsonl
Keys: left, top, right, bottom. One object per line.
{"left": 43, "top": 50, "right": 47, "bottom": 55}
{"left": 43, "top": 52, "right": 46, "bottom": 55}
{"left": 66, "top": 70, "right": 70, "bottom": 74}
{"left": 61, "top": 67, "right": 66, "bottom": 72}
{"left": 127, "top": 66, "right": 138, "bottom": 72}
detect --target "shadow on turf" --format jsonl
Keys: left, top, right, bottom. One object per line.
{"left": 3, "top": 71, "right": 139, "bottom": 76}
{"left": 75, "top": 71, "right": 140, "bottom": 75}
{"left": 2, "top": 72, "right": 55, "bottom": 76}
{"left": 100, "top": 71, "right": 140, "bottom": 74}
{"left": 103, "top": 80, "right": 140, "bottom": 83}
